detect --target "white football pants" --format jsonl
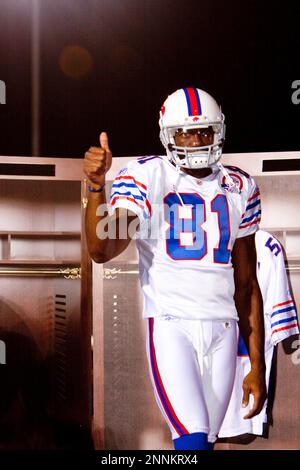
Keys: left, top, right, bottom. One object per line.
{"left": 146, "top": 316, "right": 237, "bottom": 443}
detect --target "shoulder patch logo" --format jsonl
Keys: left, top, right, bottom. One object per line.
{"left": 221, "top": 173, "right": 243, "bottom": 193}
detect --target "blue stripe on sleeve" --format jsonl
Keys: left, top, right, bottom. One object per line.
{"left": 246, "top": 199, "right": 261, "bottom": 211}
{"left": 112, "top": 182, "right": 147, "bottom": 198}
{"left": 241, "top": 210, "right": 261, "bottom": 224}
{"left": 271, "top": 316, "right": 298, "bottom": 328}
{"left": 271, "top": 305, "right": 296, "bottom": 317}
{"left": 110, "top": 191, "right": 144, "bottom": 201}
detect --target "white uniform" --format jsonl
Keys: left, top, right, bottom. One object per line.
{"left": 219, "top": 230, "right": 299, "bottom": 438}
{"left": 109, "top": 155, "right": 261, "bottom": 442}
{"left": 110, "top": 155, "right": 261, "bottom": 321}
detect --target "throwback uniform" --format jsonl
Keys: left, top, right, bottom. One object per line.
{"left": 109, "top": 155, "right": 261, "bottom": 442}
{"left": 219, "top": 230, "right": 299, "bottom": 438}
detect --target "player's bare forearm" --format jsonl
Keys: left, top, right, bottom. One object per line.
{"left": 232, "top": 234, "right": 267, "bottom": 418}
{"left": 85, "top": 185, "right": 109, "bottom": 263}
{"left": 234, "top": 279, "right": 265, "bottom": 371}
{"left": 85, "top": 189, "right": 137, "bottom": 263}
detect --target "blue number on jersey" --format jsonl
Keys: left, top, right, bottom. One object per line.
{"left": 211, "top": 195, "right": 231, "bottom": 263}
{"left": 265, "top": 236, "right": 281, "bottom": 257}
{"left": 164, "top": 193, "right": 230, "bottom": 262}
{"left": 164, "top": 193, "right": 207, "bottom": 260}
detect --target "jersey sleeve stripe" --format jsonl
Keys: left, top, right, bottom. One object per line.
{"left": 246, "top": 199, "right": 261, "bottom": 211}
{"left": 112, "top": 174, "right": 152, "bottom": 216}
{"left": 110, "top": 195, "right": 144, "bottom": 210}
{"left": 271, "top": 316, "right": 298, "bottom": 328}
{"left": 148, "top": 319, "right": 189, "bottom": 436}
{"left": 272, "top": 299, "right": 295, "bottom": 309}
{"left": 241, "top": 210, "right": 261, "bottom": 224}
{"left": 239, "top": 218, "right": 261, "bottom": 229}
{"left": 271, "top": 323, "right": 299, "bottom": 336}
{"left": 247, "top": 190, "right": 260, "bottom": 203}
{"left": 271, "top": 305, "right": 296, "bottom": 317}
{"left": 115, "top": 175, "right": 147, "bottom": 191}
{"left": 112, "top": 182, "right": 147, "bottom": 197}
{"left": 111, "top": 190, "right": 144, "bottom": 201}
{"left": 110, "top": 195, "right": 152, "bottom": 216}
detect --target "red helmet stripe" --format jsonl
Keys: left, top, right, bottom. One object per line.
{"left": 183, "top": 87, "right": 202, "bottom": 116}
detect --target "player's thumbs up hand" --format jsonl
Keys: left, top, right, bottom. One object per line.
{"left": 99, "top": 131, "right": 111, "bottom": 153}
{"left": 99, "top": 131, "right": 113, "bottom": 174}
{"left": 84, "top": 131, "right": 113, "bottom": 188}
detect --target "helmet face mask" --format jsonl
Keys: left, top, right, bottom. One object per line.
{"left": 159, "top": 88, "right": 226, "bottom": 169}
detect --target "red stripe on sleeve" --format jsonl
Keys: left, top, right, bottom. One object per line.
{"left": 272, "top": 300, "right": 294, "bottom": 310}
{"left": 111, "top": 195, "right": 144, "bottom": 210}
{"left": 271, "top": 323, "right": 299, "bottom": 335}
{"left": 247, "top": 191, "right": 260, "bottom": 203}
{"left": 239, "top": 218, "right": 261, "bottom": 229}
{"left": 115, "top": 175, "right": 147, "bottom": 190}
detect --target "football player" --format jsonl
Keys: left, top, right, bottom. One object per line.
{"left": 84, "top": 87, "right": 267, "bottom": 450}
{"left": 219, "top": 230, "right": 299, "bottom": 440}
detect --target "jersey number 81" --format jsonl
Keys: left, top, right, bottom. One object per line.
{"left": 164, "top": 193, "right": 231, "bottom": 263}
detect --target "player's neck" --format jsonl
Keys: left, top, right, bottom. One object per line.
{"left": 181, "top": 167, "right": 212, "bottom": 179}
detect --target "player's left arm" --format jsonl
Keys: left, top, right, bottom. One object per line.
{"left": 232, "top": 233, "right": 267, "bottom": 419}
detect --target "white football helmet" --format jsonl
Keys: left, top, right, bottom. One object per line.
{"left": 159, "top": 87, "right": 226, "bottom": 169}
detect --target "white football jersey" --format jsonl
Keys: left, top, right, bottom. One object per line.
{"left": 219, "top": 229, "right": 299, "bottom": 437}
{"left": 109, "top": 155, "right": 261, "bottom": 321}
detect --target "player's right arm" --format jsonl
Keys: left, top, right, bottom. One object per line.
{"left": 84, "top": 132, "right": 138, "bottom": 263}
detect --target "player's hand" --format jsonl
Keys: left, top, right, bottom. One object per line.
{"left": 242, "top": 368, "right": 267, "bottom": 419}
{"left": 84, "top": 132, "right": 112, "bottom": 187}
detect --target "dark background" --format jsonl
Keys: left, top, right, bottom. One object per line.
{"left": 0, "top": 0, "right": 299, "bottom": 158}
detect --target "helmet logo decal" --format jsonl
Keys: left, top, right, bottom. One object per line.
{"left": 193, "top": 117, "right": 199, "bottom": 122}
{"left": 183, "top": 87, "right": 202, "bottom": 116}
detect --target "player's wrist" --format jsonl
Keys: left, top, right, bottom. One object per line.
{"left": 87, "top": 176, "right": 106, "bottom": 192}
{"left": 250, "top": 360, "right": 266, "bottom": 373}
